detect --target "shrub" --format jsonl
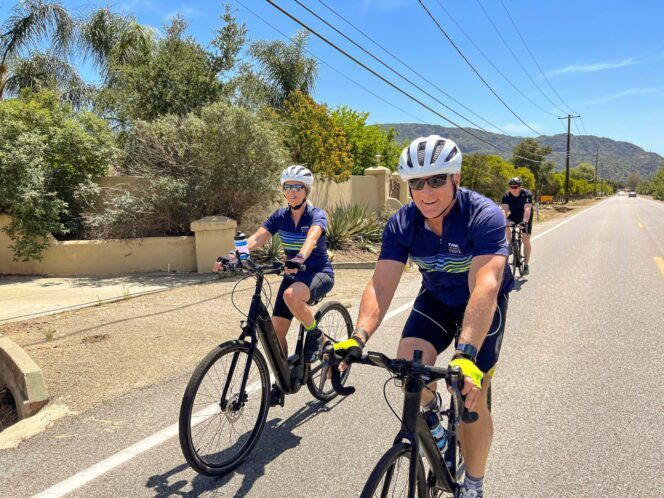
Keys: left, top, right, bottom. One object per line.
{"left": 0, "top": 89, "right": 118, "bottom": 260}
{"left": 85, "top": 101, "right": 289, "bottom": 238}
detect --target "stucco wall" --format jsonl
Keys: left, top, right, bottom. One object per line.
{"left": 0, "top": 215, "right": 196, "bottom": 276}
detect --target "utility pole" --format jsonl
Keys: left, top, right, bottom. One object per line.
{"left": 594, "top": 148, "right": 599, "bottom": 197}
{"left": 558, "top": 114, "right": 581, "bottom": 203}
{"left": 601, "top": 161, "right": 604, "bottom": 197}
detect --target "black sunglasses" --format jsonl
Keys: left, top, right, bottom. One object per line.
{"left": 509, "top": 185, "right": 520, "bottom": 189}
{"left": 283, "top": 184, "right": 306, "bottom": 192}
{"left": 408, "top": 174, "right": 449, "bottom": 191}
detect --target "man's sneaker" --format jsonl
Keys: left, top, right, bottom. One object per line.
{"left": 269, "top": 383, "right": 284, "bottom": 407}
{"left": 522, "top": 264, "right": 530, "bottom": 276}
{"left": 304, "top": 328, "right": 323, "bottom": 363}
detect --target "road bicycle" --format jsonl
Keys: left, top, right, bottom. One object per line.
{"left": 508, "top": 221, "right": 525, "bottom": 277}
{"left": 328, "top": 348, "right": 479, "bottom": 498}
{"left": 179, "top": 257, "right": 353, "bottom": 476}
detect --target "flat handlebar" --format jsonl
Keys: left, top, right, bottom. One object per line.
{"left": 324, "top": 346, "right": 479, "bottom": 423}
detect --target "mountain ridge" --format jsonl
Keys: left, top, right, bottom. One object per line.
{"left": 381, "top": 123, "right": 663, "bottom": 180}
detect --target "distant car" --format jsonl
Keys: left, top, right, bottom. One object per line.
{"left": 618, "top": 191, "right": 626, "bottom": 197}
{"left": 628, "top": 192, "right": 637, "bottom": 198}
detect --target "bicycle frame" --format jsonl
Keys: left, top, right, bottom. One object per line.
{"left": 220, "top": 268, "right": 323, "bottom": 406}
{"left": 394, "top": 374, "right": 462, "bottom": 495}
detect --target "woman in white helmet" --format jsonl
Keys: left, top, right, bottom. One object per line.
{"left": 332, "top": 135, "right": 513, "bottom": 498}
{"left": 215, "top": 165, "right": 334, "bottom": 369}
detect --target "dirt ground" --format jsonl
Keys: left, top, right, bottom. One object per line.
{"left": 534, "top": 197, "right": 601, "bottom": 223}
{"left": 0, "top": 269, "right": 387, "bottom": 414}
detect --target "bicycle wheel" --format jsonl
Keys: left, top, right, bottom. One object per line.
{"left": 361, "top": 442, "right": 428, "bottom": 498}
{"left": 510, "top": 241, "right": 518, "bottom": 277}
{"left": 179, "top": 340, "right": 270, "bottom": 476}
{"left": 306, "top": 301, "right": 353, "bottom": 402}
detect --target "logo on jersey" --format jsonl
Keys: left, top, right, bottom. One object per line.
{"left": 447, "top": 242, "right": 462, "bottom": 254}
{"left": 300, "top": 225, "right": 310, "bottom": 232}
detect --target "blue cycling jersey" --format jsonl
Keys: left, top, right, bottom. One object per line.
{"left": 379, "top": 188, "right": 513, "bottom": 305}
{"left": 263, "top": 204, "right": 334, "bottom": 276}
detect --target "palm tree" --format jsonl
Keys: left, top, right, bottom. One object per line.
{"left": 250, "top": 30, "right": 318, "bottom": 108}
{"left": 0, "top": 0, "right": 75, "bottom": 99}
{"left": 78, "top": 7, "right": 154, "bottom": 78}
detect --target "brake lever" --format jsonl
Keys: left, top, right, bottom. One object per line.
{"left": 323, "top": 344, "right": 355, "bottom": 396}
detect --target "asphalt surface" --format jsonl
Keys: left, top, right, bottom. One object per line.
{"left": 2, "top": 196, "right": 663, "bottom": 497}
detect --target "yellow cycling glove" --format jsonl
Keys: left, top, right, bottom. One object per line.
{"left": 332, "top": 336, "right": 364, "bottom": 363}
{"left": 449, "top": 357, "right": 483, "bottom": 389}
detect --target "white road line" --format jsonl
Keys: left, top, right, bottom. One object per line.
{"left": 32, "top": 200, "right": 604, "bottom": 497}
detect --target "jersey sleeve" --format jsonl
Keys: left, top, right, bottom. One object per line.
{"left": 524, "top": 191, "right": 533, "bottom": 204}
{"left": 261, "top": 210, "right": 280, "bottom": 234}
{"left": 501, "top": 193, "right": 509, "bottom": 205}
{"left": 378, "top": 215, "right": 410, "bottom": 264}
{"left": 310, "top": 207, "right": 328, "bottom": 233}
{"left": 471, "top": 203, "right": 509, "bottom": 258}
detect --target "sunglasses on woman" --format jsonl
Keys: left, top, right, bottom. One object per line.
{"left": 283, "top": 184, "right": 306, "bottom": 192}
{"left": 408, "top": 174, "right": 449, "bottom": 191}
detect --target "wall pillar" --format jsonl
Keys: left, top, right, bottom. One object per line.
{"left": 364, "top": 166, "right": 391, "bottom": 213}
{"left": 191, "top": 215, "right": 237, "bottom": 273}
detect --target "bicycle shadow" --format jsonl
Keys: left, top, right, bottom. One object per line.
{"left": 511, "top": 278, "right": 528, "bottom": 292}
{"left": 146, "top": 397, "right": 346, "bottom": 497}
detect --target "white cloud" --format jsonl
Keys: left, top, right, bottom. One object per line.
{"left": 582, "top": 87, "right": 664, "bottom": 106}
{"left": 547, "top": 58, "right": 635, "bottom": 77}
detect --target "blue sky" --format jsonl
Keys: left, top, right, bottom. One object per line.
{"left": 2, "top": 0, "right": 663, "bottom": 155}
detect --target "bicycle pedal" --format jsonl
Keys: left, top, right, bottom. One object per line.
{"left": 269, "top": 385, "right": 285, "bottom": 408}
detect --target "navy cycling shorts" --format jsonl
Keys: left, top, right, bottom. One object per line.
{"left": 401, "top": 289, "right": 509, "bottom": 375}
{"left": 507, "top": 214, "right": 533, "bottom": 235}
{"left": 272, "top": 272, "right": 334, "bottom": 321}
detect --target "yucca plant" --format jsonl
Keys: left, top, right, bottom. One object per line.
{"left": 327, "top": 203, "right": 385, "bottom": 252}
{"left": 253, "top": 232, "right": 284, "bottom": 262}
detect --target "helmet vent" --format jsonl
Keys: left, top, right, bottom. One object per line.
{"left": 431, "top": 140, "right": 446, "bottom": 163}
{"left": 444, "top": 147, "right": 458, "bottom": 163}
{"left": 416, "top": 142, "right": 427, "bottom": 166}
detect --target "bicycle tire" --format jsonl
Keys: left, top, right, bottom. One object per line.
{"left": 361, "top": 442, "right": 428, "bottom": 498}
{"left": 510, "top": 240, "right": 519, "bottom": 277}
{"left": 306, "top": 301, "right": 353, "bottom": 402}
{"left": 179, "top": 340, "right": 270, "bottom": 476}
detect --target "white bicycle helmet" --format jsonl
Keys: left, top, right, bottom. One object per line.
{"left": 280, "top": 165, "right": 314, "bottom": 187}
{"left": 398, "top": 135, "right": 462, "bottom": 180}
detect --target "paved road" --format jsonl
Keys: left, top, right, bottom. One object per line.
{"left": 2, "top": 196, "right": 663, "bottom": 497}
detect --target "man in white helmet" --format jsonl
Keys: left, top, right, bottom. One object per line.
{"left": 333, "top": 136, "right": 513, "bottom": 497}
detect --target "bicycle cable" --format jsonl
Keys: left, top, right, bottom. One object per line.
{"left": 383, "top": 374, "right": 403, "bottom": 425}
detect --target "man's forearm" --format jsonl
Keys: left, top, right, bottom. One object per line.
{"left": 523, "top": 206, "right": 532, "bottom": 222}
{"left": 355, "top": 278, "right": 396, "bottom": 340}
{"left": 458, "top": 285, "right": 499, "bottom": 351}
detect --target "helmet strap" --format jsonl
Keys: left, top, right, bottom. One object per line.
{"left": 289, "top": 197, "right": 307, "bottom": 211}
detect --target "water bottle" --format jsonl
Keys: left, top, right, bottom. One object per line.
{"left": 234, "top": 231, "right": 250, "bottom": 261}
{"left": 424, "top": 410, "right": 447, "bottom": 455}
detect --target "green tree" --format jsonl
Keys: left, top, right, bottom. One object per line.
{"left": 331, "top": 106, "right": 402, "bottom": 174}
{"left": 282, "top": 91, "right": 352, "bottom": 182}
{"left": 98, "top": 16, "right": 223, "bottom": 124}
{"left": 210, "top": 3, "right": 247, "bottom": 73}
{"left": 571, "top": 162, "right": 595, "bottom": 183}
{"left": 650, "top": 162, "right": 664, "bottom": 200}
{"left": 0, "top": 89, "right": 118, "bottom": 260}
{"left": 250, "top": 31, "right": 318, "bottom": 109}
{"left": 626, "top": 171, "right": 641, "bottom": 191}
{"left": 0, "top": 0, "right": 76, "bottom": 99}
{"left": 512, "top": 138, "right": 553, "bottom": 194}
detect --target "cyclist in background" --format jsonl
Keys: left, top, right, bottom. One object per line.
{"left": 213, "top": 165, "right": 334, "bottom": 364}
{"left": 333, "top": 135, "right": 513, "bottom": 498}
{"left": 501, "top": 177, "right": 533, "bottom": 276}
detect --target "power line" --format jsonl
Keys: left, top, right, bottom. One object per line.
{"left": 263, "top": 0, "right": 545, "bottom": 163}
{"left": 431, "top": 0, "right": 559, "bottom": 122}
{"left": 235, "top": 0, "right": 428, "bottom": 126}
{"left": 473, "top": 0, "right": 568, "bottom": 117}
{"left": 417, "top": 0, "right": 543, "bottom": 137}
{"left": 290, "top": 0, "right": 502, "bottom": 136}
{"left": 498, "top": 0, "right": 579, "bottom": 116}
{"left": 314, "top": 0, "right": 510, "bottom": 136}
{"left": 497, "top": 0, "right": 591, "bottom": 137}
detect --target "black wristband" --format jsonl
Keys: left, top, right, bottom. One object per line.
{"left": 353, "top": 327, "right": 369, "bottom": 344}
{"left": 452, "top": 352, "right": 476, "bottom": 363}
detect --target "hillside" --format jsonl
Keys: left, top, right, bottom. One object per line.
{"left": 382, "top": 123, "right": 663, "bottom": 180}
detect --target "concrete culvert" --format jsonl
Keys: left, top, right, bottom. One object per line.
{"left": 0, "top": 386, "right": 19, "bottom": 432}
